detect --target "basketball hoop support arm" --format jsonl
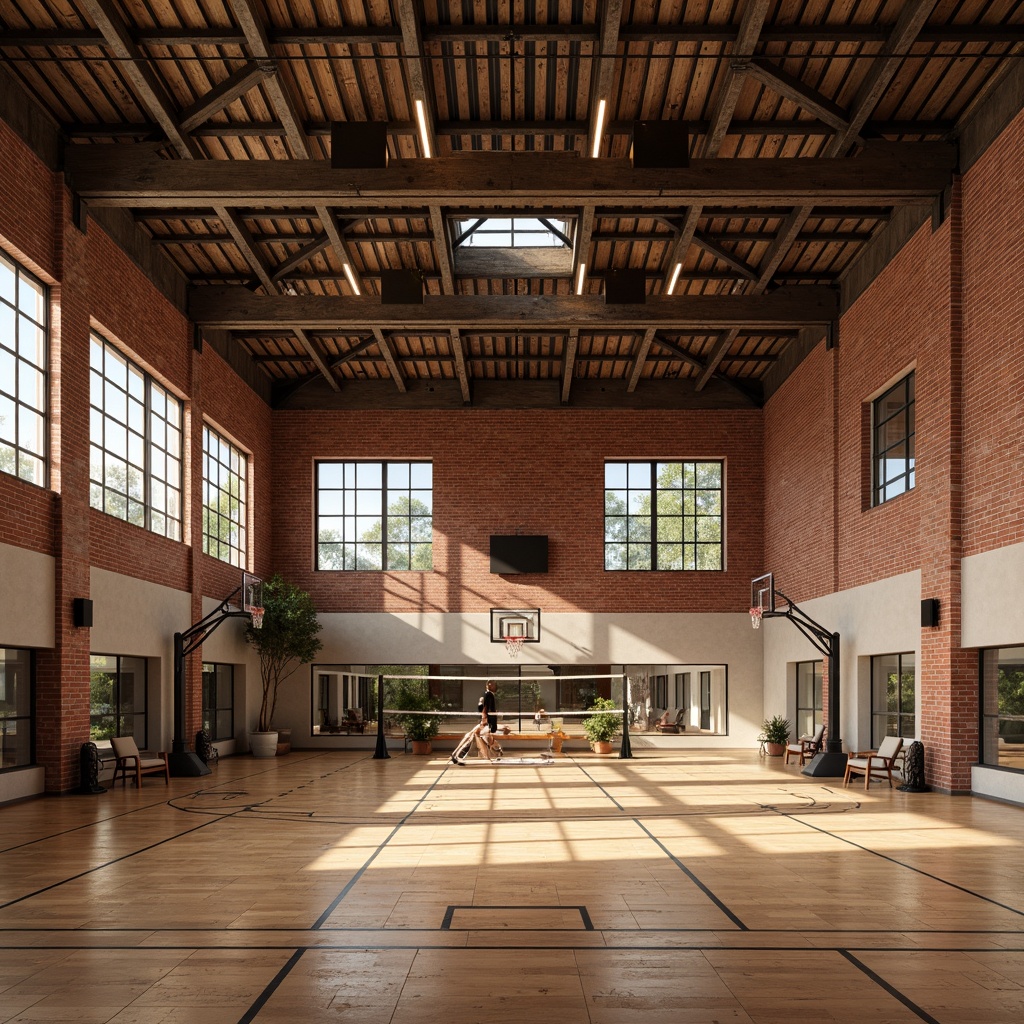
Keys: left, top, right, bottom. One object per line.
{"left": 170, "top": 587, "right": 248, "bottom": 777}
{"left": 765, "top": 587, "right": 847, "bottom": 779}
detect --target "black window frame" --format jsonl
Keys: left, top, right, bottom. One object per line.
{"left": 89, "top": 332, "right": 183, "bottom": 540}
{"left": 870, "top": 652, "right": 915, "bottom": 746}
{"left": 604, "top": 460, "right": 724, "bottom": 571}
{"left": 89, "top": 653, "right": 148, "bottom": 746}
{"left": 795, "top": 660, "right": 823, "bottom": 739}
{"left": 315, "top": 460, "right": 433, "bottom": 571}
{"left": 0, "top": 647, "right": 35, "bottom": 771}
{"left": 872, "top": 371, "right": 915, "bottom": 506}
{"left": 0, "top": 250, "right": 48, "bottom": 487}
{"left": 202, "top": 423, "right": 249, "bottom": 568}
{"left": 201, "top": 662, "right": 235, "bottom": 741}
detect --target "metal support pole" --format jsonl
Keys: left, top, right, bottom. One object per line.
{"left": 373, "top": 673, "right": 390, "bottom": 758}
{"left": 170, "top": 628, "right": 211, "bottom": 777}
{"left": 618, "top": 675, "right": 632, "bottom": 758}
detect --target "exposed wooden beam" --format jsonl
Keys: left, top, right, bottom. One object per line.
{"left": 741, "top": 58, "right": 852, "bottom": 134}
{"left": 5, "top": 24, "right": 1024, "bottom": 50}
{"left": 269, "top": 233, "right": 331, "bottom": 284}
{"left": 561, "top": 327, "right": 579, "bottom": 405}
{"left": 371, "top": 328, "right": 407, "bottom": 392}
{"left": 65, "top": 146, "right": 957, "bottom": 209}
{"left": 449, "top": 327, "right": 471, "bottom": 404}
{"left": 702, "top": 0, "right": 771, "bottom": 157}
{"left": 826, "top": 1, "right": 941, "bottom": 157}
{"left": 293, "top": 328, "right": 342, "bottom": 392}
{"left": 626, "top": 328, "right": 658, "bottom": 393}
{"left": 227, "top": 0, "right": 310, "bottom": 158}
{"left": 693, "top": 233, "right": 759, "bottom": 281}
{"left": 188, "top": 286, "right": 839, "bottom": 332}
{"left": 694, "top": 203, "right": 815, "bottom": 391}
{"left": 586, "top": 0, "right": 624, "bottom": 158}
{"left": 395, "top": 0, "right": 436, "bottom": 158}
{"left": 76, "top": 0, "right": 199, "bottom": 160}
{"left": 178, "top": 61, "right": 277, "bottom": 135}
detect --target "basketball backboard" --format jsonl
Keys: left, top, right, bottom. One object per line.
{"left": 750, "top": 573, "right": 775, "bottom": 614}
{"left": 242, "top": 571, "right": 263, "bottom": 613}
{"left": 489, "top": 608, "right": 541, "bottom": 643}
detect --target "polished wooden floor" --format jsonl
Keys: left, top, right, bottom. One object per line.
{"left": 1, "top": 748, "right": 1023, "bottom": 1023}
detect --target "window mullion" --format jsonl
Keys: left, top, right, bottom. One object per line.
{"left": 381, "top": 467, "right": 389, "bottom": 570}
{"left": 649, "top": 462, "right": 658, "bottom": 570}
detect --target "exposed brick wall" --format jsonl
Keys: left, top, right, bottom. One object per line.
{"left": 270, "top": 408, "right": 764, "bottom": 614}
{"left": 961, "top": 108, "right": 1024, "bottom": 557}
{"left": 763, "top": 344, "right": 835, "bottom": 599}
{"left": 0, "top": 121, "right": 55, "bottom": 276}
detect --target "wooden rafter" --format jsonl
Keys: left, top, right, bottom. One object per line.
{"left": 188, "top": 287, "right": 839, "bottom": 332}
{"left": 371, "top": 328, "right": 407, "bottom": 392}
{"left": 64, "top": 147, "right": 957, "bottom": 209}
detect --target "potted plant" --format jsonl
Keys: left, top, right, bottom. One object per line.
{"left": 583, "top": 697, "right": 621, "bottom": 754}
{"left": 760, "top": 715, "right": 791, "bottom": 756}
{"left": 245, "top": 574, "right": 322, "bottom": 757}
{"left": 388, "top": 677, "right": 442, "bottom": 754}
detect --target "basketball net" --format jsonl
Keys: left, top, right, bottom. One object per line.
{"left": 504, "top": 635, "right": 525, "bottom": 658}
{"left": 749, "top": 605, "right": 763, "bottom": 630}
{"left": 251, "top": 606, "right": 265, "bottom": 630}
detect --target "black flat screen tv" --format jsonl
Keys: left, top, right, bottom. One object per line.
{"left": 489, "top": 534, "right": 549, "bottom": 574}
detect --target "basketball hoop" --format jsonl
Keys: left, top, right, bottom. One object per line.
{"left": 750, "top": 605, "right": 763, "bottom": 630}
{"left": 250, "top": 606, "right": 265, "bottom": 630}
{"left": 504, "top": 635, "right": 525, "bottom": 658}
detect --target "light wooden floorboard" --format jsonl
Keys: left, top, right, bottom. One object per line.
{"left": 1, "top": 749, "right": 1022, "bottom": 1023}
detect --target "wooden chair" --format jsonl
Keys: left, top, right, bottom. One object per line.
{"left": 110, "top": 735, "right": 169, "bottom": 787}
{"left": 785, "top": 724, "right": 825, "bottom": 765}
{"left": 843, "top": 735, "right": 904, "bottom": 789}
{"left": 656, "top": 708, "right": 685, "bottom": 733}
{"left": 343, "top": 708, "right": 366, "bottom": 733}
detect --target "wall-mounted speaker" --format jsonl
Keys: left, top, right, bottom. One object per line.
{"left": 381, "top": 269, "right": 424, "bottom": 304}
{"left": 632, "top": 121, "right": 690, "bottom": 168}
{"left": 330, "top": 121, "right": 389, "bottom": 169}
{"left": 605, "top": 269, "right": 647, "bottom": 304}
{"left": 921, "top": 598, "right": 940, "bottom": 628}
{"left": 73, "top": 598, "right": 93, "bottom": 628}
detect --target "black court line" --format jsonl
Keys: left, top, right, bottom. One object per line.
{"left": 441, "top": 905, "right": 594, "bottom": 930}
{"left": 782, "top": 810, "right": 1024, "bottom": 917}
{"left": 575, "top": 762, "right": 749, "bottom": 931}
{"left": 236, "top": 949, "right": 306, "bottom": 1024}
{"left": 5, "top": 942, "right": 1024, "bottom": 954}
{"left": 839, "top": 950, "right": 942, "bottom": 1024}
{"left": 0, "top": 816, "right": 226, "bottom": 910}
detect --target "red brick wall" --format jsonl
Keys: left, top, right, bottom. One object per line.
{"left": 0, "top": 121, "right": 55, "bottom": 277}
{"left": 961, "top": 108, "right": 1024, "bottom": 557}
{"left": 270, "top": 408, "right": 764, "bottom": 614}
{"left": 763, "top": 344, "right": 835, "bottom": 599}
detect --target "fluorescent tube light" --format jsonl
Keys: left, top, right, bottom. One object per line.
{"left": 342, "top": 262, "right": 360, "bottom": 295}
{"left": 667, "top": 262, "right": 682, "bottom": 296}
{"left": 576, "top": 263, "right": 587, "bottom": 295}
{"left": 415, "top": 100, "right": 432, "bottom": 159}
{"left": 591, "top": 99, "right": 606, "bottom": 159}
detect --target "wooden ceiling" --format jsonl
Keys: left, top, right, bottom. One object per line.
{"left": 2, "top": 0, "right": 1022, "bottom": 409}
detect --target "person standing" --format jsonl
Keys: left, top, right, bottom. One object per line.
{"left": 476, "top": 680, "right": 501, "bottom": 759}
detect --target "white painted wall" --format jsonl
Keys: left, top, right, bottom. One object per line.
{"left": 761, "top": 571, "right": 921, "bottom": 753}
{"left": 275, "top": 611, "right": 764, "bottom": 750}
{"left": 0, "top": 541, "right": 54, "bottom": 648}
{"left": 962, "top": 541, "right": 1024, "bottom": 648}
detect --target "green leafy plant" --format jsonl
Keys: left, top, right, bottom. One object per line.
{"left": 583, "top": 697, "right": 622, "bottom": 745}
{"left": 761, "top": 715, "right": 791, "bottom": 745}
{"left": 245, "top": 574, "right": 323, "bottom": 732}
{"left": 387, "top": 676, "right": 442, "bottom": 741}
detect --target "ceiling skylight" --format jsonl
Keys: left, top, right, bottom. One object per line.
{"left": 454, "top": 217, "right": 571, "bottom": 249}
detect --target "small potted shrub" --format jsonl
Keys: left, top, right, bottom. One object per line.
{"left": 583, "top": 697, "right": 621, "bottom": 754}
{"left": 391, "top": 682, "right": 442, "bottom": 754}
{"left": 760, "top": 715, "right": 791, "bottom": 756}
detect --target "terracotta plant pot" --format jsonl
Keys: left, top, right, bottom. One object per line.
{"left": 410, "top": 739, "right": 432, "bottom": 755}
{"left": 250, "top": 731, "right": 279, "bottom": 758}
{"left": 592, "top": 740, "right": 614, "bottom": 754}
{"left": 766, "top": 742, "right": 786, "bottom": 757}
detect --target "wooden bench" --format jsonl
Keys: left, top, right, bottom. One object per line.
{"left": 403, "top": 730, "right": 570, "bottom": 754}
